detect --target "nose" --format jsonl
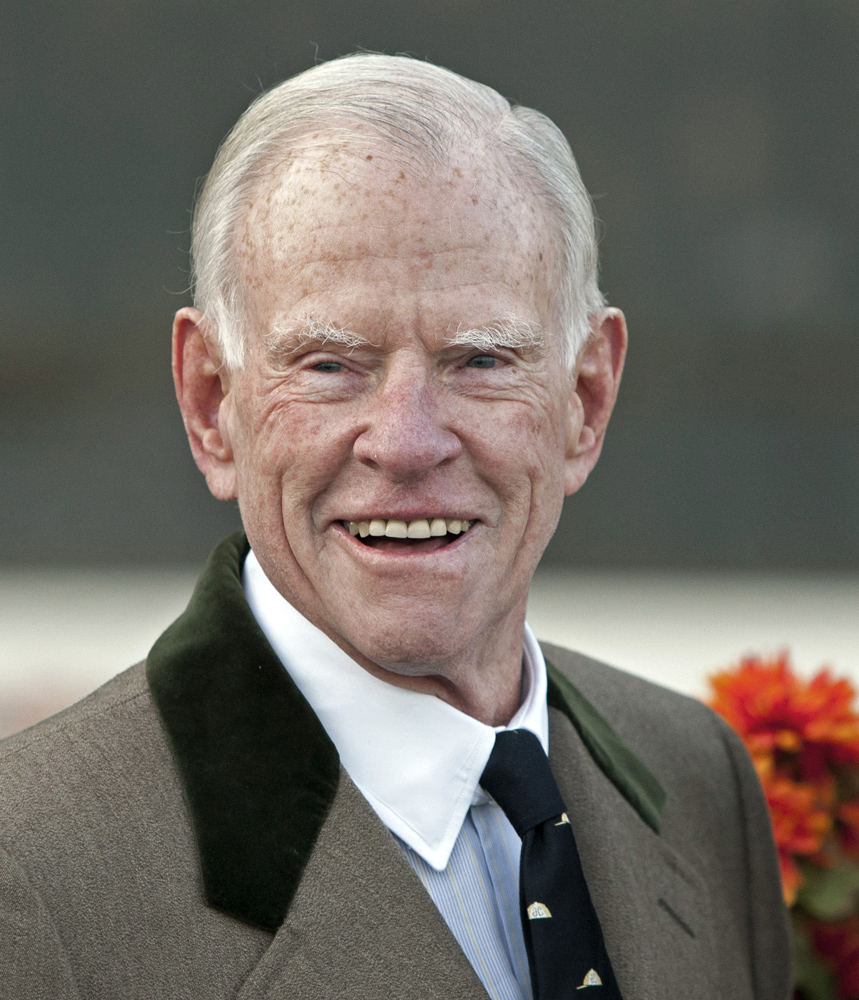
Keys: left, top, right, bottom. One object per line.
{"left": 352, "top": 365, "right": 462, "bottom": 478}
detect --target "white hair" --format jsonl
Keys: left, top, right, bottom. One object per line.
{"left": 263, "top": 316, "right": 378, "bottom": 363}
{"left": 190, "top": 53, "right": 606, "bottom": 371}
{"left": 446, "top": 316, "right": 545, "bottom": 354}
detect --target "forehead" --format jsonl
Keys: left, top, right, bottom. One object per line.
{"left": 236, "top": 141, "right": 559, "bottom": 338}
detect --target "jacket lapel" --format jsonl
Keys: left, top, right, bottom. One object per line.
{"left": 237, "top": 768, "right": 488, "bottom": 1000}
{"left": 548, "top": 706, "right": 716, "bottom": 1000}
{"left": 146, "top": 532, "right": 341, "bottom": 932}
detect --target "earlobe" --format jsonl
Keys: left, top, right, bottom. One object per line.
{"left": 563, "top": 308, "right": 628, "bottom": 496}
{"left": 172, "top": 307, "right": 238, "bottom": 501}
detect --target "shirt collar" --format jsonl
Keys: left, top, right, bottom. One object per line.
{"left": 243, "top": 548, "right": 548, "bottom": 870}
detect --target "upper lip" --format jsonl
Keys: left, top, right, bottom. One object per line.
{"left": 335, "top": 515, "right": 477, "bottom": 529}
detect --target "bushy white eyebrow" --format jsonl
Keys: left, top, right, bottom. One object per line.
{"left": 445, "top": 316, "right": 545, "bottom": 353}
{"left": 264, "top": 314, "right": 545, "bottom": 359}
{"left": 264, "top": 316, "right": 377, "bottom": 357}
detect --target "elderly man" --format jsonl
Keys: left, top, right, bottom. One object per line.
{"left": 1, "top": 56, "right": 789, "bottom": 999}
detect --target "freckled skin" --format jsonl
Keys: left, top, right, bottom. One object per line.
{"left": 174, "top": 142, "right": 626, "bottom": 725}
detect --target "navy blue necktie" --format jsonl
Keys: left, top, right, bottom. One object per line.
{"left": 480, "top": 729, "right": 624, "bottom": 999}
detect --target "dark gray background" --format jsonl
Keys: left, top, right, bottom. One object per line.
{"left": 2, "top": 0, "right": 857, "bottom": 568}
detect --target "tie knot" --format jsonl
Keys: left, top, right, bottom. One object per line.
{"left": 480, "top": 729, "right": 567, "bottom": 837}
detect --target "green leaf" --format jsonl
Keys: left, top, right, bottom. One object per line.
{"left": 793, "top": 921, "right": 837, "bottom": 1000}
{"left": 798, "top": 864, "right": 859, "bottom": 921}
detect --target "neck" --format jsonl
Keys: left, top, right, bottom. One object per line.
{"left": 246, "top": 548, "right": 531, "bottom": 727}
{"left": 327, "top": 613, "right": 529, "bottom": 727}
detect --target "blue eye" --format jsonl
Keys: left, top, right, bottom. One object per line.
{"left": 313, "top": 361, "right": 344, "bottom": 373}
{"left": 466, "top": 355, "right": 497, "bottom": 369}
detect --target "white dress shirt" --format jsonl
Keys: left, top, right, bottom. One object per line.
{"left": 243, "top": 549, "right": 548, "bottom": 1000}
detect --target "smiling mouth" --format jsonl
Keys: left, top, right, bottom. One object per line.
{"left": 342, "top": 517, "right": 474, "bottom": 551}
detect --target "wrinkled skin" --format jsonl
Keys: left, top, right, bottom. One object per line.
{"left": 173, "top": 144, "right": 626, "bottom": 725}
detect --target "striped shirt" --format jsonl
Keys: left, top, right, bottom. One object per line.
{"left": 401, "top": 802, "right": 533, "bottom": 1000}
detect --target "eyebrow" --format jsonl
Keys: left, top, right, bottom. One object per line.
{"left": 445, "top": 316, "right": 546, "bottom": 353}
{"left": 264, "top": 316, "right": 377, "bottom": 358}
{"left": 264, "top": 314, "right": 545, "bottom": 359}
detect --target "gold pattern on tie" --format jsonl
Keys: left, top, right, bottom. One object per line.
{"left": 527, "top": 902, "right": 552, "bottom": 919}
{"left": 577, "top": 969, "right": 603, "bottom": 988}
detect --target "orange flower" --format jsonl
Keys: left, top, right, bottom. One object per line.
{"left": 708, "top": 653, "right": 859, "bottom": 909}
{"left": 709, "top": 653, "right": 859, "bottom": 785}
{"left": 813, "top": 918, "right": 859, "bottom": 998}
{"left": 763, "top": 775, "right": 832, "bottom": 905}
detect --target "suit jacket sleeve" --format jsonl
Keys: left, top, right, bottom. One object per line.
{"left": 714, "top": 713, "right": 793, "bottom": 1000}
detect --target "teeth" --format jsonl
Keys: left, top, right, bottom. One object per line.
{"left": 347, "top": 517, "right": 473, "bottom": 538}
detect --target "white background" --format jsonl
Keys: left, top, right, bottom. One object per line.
{"left": 2, "top": 568, "right": 856, "bottom": 738}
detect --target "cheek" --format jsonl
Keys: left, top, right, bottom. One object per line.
{"left": 228, "top": 397, "right": 298, "bottom": 502}
{"left": 517, "top": 400, "right": 571, "bottom": 512}
{"left": 469, "top": 401, "right": 568, "bottom": 501}
{"left": 241, "top": 402, "right": 354, "bottom": 509}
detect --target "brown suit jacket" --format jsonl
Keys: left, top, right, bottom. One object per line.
{"left": 0, "top": 535, "right": 791, "bottom": 998}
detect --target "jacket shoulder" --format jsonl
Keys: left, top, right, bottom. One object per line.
{"left": 540, "top": 641, "right": 767, "bottom": 840}
{"left": 0, "top": 663, "right": 150, "bottom": 760}
{"left": 0, "top": 663, "right": 272, "bottom": 996}
{"left": 0, "top": 664, "right": 160, "bottom": 797}
{"left": 540, "top": 640, "right": 729, "bottom": 776}
{"left": 0, "top": 663, "right": 175, "bottom": 842}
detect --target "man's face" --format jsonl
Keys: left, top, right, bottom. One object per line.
{"left": 204, "top": 146, "right": 585, "bottom": 680}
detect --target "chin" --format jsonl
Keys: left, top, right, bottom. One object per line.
{"left": 346, "top": 620, "right": 472, "bottom": 676}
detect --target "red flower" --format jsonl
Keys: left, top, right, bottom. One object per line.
{"left": 813, "top": 918, "right": 859, "bottom": 998}
{"left": 709, "top": 653, "right": 859, "bottom": 785}
{"left": 762, "top": 774, "right": 831, "bottom": 905}
{"left": 708, "top": 652, "right": 859, "bottom": 906}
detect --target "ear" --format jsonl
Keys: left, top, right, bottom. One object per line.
{"left": 564, "top": 307, "right": 628, "bottom": 496}
{"left": 172, "top": 307, "right": 238, "bottom": 500}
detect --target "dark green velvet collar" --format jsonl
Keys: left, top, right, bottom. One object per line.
{"left": 147, "top": 533, "right": 340, "bottom": 932}
{"left": 546, "top": 664, "right": 665, "bottom": 834}
{"left": 147, "top": 532, "right": 664, "bottom": 933}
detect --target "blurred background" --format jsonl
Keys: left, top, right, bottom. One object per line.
{"left": 2, "top": 0, "right": 857, "bottom": 735}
